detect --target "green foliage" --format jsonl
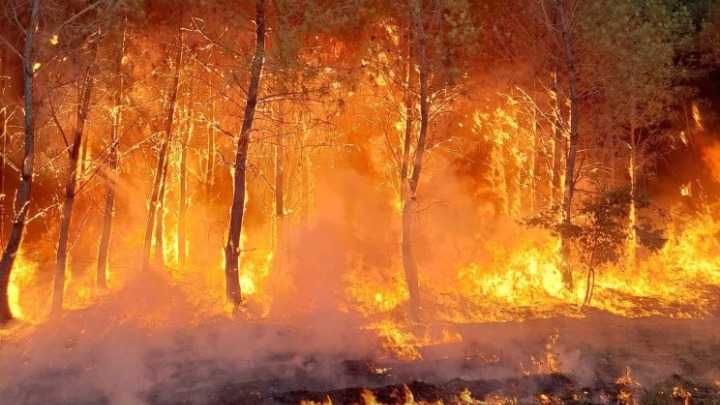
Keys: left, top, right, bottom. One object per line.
{"left": 527, "top": 188, "right": 667, "bottom": 268}
{"left": 579, "top": 0, "right": 693, "bottom": 130}
{"left": 702, "top": 0, "right": 720, "bottom": 63}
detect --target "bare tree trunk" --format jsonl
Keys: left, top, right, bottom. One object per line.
{"left": 51, "top": 31, "right": 99, "bottom": 315}
{"left": 627, "top": 122, "right": 637, "bottom": 270}
{"left": 78, "top": 134, "right": 89, "bottom": 178}
{"left": 0, "top": 48, "right": 8, "bottom": 240}
{"left": 554, "top": 0, "right": 579, "bottom": 290}
{"left": 556, "top": 0, "right": 579, "bottom": 226}
{"left": 401, "top": 0, "right": 430, "bottom": 312}
{"left": 141, "top": 30, "right": 183, "bottom": 271}
{"left": 272, "top": 115, "right": 285, "bottom": 273}
{"left": 154, "top": 157, "right": 169, "bottom": 265}
{"left": 550, "top": 71, "right": 565, "bottom": 210}
{"left": 608, "top": 131, "right": 616, "bottom": 187}
{"left": 97, "top": 27, "right": 126, "bottom": 289}
{"left": 0, "top": 0, "right": 40, "bottom": 324}
{"left": 300, "top": 121, "right": 309, "bottom": 232}
{"left": 503, "top": 140, "right": 519, "bottom": 218}
{"left": 178, "top": 103, "right": 192, "bottom": 267}
{"left": 529, "top": 107, "right": 538, "bottom": 213}
{"left": 224, "top": 0, "right": 266, "bottom": 307}
{"left": 205, "top": 100, "right": 215, "bottom": 201}
{"left": 399, "top": 22, "right": 417, "bottom": 310}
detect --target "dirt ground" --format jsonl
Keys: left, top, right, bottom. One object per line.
{"left": 2, "top": 307, "right": 720, "bottom": 404}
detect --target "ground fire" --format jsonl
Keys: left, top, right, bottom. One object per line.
{"left": 2, "top": 0, "right": 720, "bottom": 404}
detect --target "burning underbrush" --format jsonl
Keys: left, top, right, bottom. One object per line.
{"left": 3, "top": 293, "right": 720, "bottom": 405}
{"left": 3, "top": 191, "right": 720, "bottom": 404}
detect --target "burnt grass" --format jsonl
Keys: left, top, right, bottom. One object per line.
{"left": 147, "top": 372, "right": 720, "bottom": 405}
{"left": 4, "top": 311, "right": 720, "bottom": 404}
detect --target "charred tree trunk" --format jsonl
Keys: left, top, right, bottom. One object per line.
{"left": 141, "top": 30, "right": 183, "bottom": 271}
{"left": 224, "top": 0, "right": 266, "bottom": 307}
{"left": 97, "top": 27, "right": 126, "bottom": 289}
{"left": 0, "top": 0, "right": 40, "bottom": 324}
{"left": 51, "top": 31, "right": 99, "bottom": 315}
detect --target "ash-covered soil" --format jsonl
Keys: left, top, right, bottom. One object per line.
{"left": 2, "top": 310, "right": 720, "bottom": 404}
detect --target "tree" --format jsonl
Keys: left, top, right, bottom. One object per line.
{"left": 0, "top": 0, "right": 41, "bottom": 324}
{"left": 579, "top": 0, "right": 691, "bottom": 267}
{"left": 528, "top": 188, "right": 666, "bottom": 306}
{"left": 96, "top": 22, "right": 128, "bottom": 289}
{"left": 140, "top": 27, "right": 184, "bottom": 272}
{"left": 50, "top": 29, "right": 101, "bottom": 314}
{"left": 362, "top": 0, "right": 477, "bottom": 312}
{"left": 224, "top": 0, "right": 267, "bottom": 307}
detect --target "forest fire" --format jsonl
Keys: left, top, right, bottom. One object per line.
{"left": 3, "top": 0, "right": 720, "bottom": 404}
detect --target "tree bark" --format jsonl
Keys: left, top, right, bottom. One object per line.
{"left": 205, "top": 100, "right": 215, "bottom": 201}
{"left": 154, "top": 156, "right": 169, "bottom": 265}
{"left": 97, "top": 26, "right": 126, "bottom": 289}
{"left": 555, "top": 0, "right": 579, "bottom": 290}
{"left": 0, "top": 48, "right": 8, "bottom": 240}
{"left": 224, "top": 0, "right": 266, "bottom": 307}
{"left": 401, "top": 0, "right": 430, "bottom": 311}
{"left": 300, "top": 121, "right": 309, "bottom": 232}
{"left": 550, "top": 71, "right": 566, "bottom": 209}
{"left": 178, "top": 102, "right": 192, "bottom": 267}
{"left": 78, "top": 133, "right": 89, "bottom": 177}
{"left": 272, "top": 113, "right": 285, "bottom": 273}
{"left": 627, "top": 121, "right": 637, "bottom": 270}
{"left": 556, "top": 0, "right": 579, "bottom": 226}
{"left": 141, "top": 30, "right": 183, "bottom": 271}
{"left": 51, "top": 31, "right": 100, "bottom": 315}
{"left": 0, "top": 0, "right": 40, "bottom": 324}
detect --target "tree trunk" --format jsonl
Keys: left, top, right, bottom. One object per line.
{"left": 97, "top": 27, "right": 126, "bottom": 289}
{"left": 78, "top": 134, "right": 89, "bottom": 178}
{"left": 154, "top": 156, "right": 169, "bottom": 265}
{"left": 554, "top": 0, "right": 579, "bottom": 290}
{"left": 178, "top": 103, "right": 192, "bottom": 267}
{"left": 141, "top": 30, "right": 183, "bottom": 271}
{"left": 0, "top": 0, "right": 40, "bottom": 324}
{"left": 300, "top": 121, "right": 309, "bottom": 232}
{"left": 0, "top": 48, "right": 8, "bottom": 241}
{"left": 51, "top": 31, "right": 99, "bottom": 315}
{"left": 205, "top": 100, "right": 215, "bottom": 201}
{"left": 529, "top": 107, "right": 538, "bottom": 213}
{"left": 627, "top": 122, "right": 637, "bottom": 270}
{"left": 401, "top": 0, "right": 430, "bottom": 311}
{"left": 399, "top": 21, "right": 417, "bottom": 310}
{"left": 550, "top": 71, "right": 565, "bottom": 209}
{"left": 556, "top": 0, "right": 579, "bottom": 226}
{"left": 272, "top": 116, "right": 285, "bottom": 273}
{"left": 224, "top": 0, "right": 266, "bottom": 307}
